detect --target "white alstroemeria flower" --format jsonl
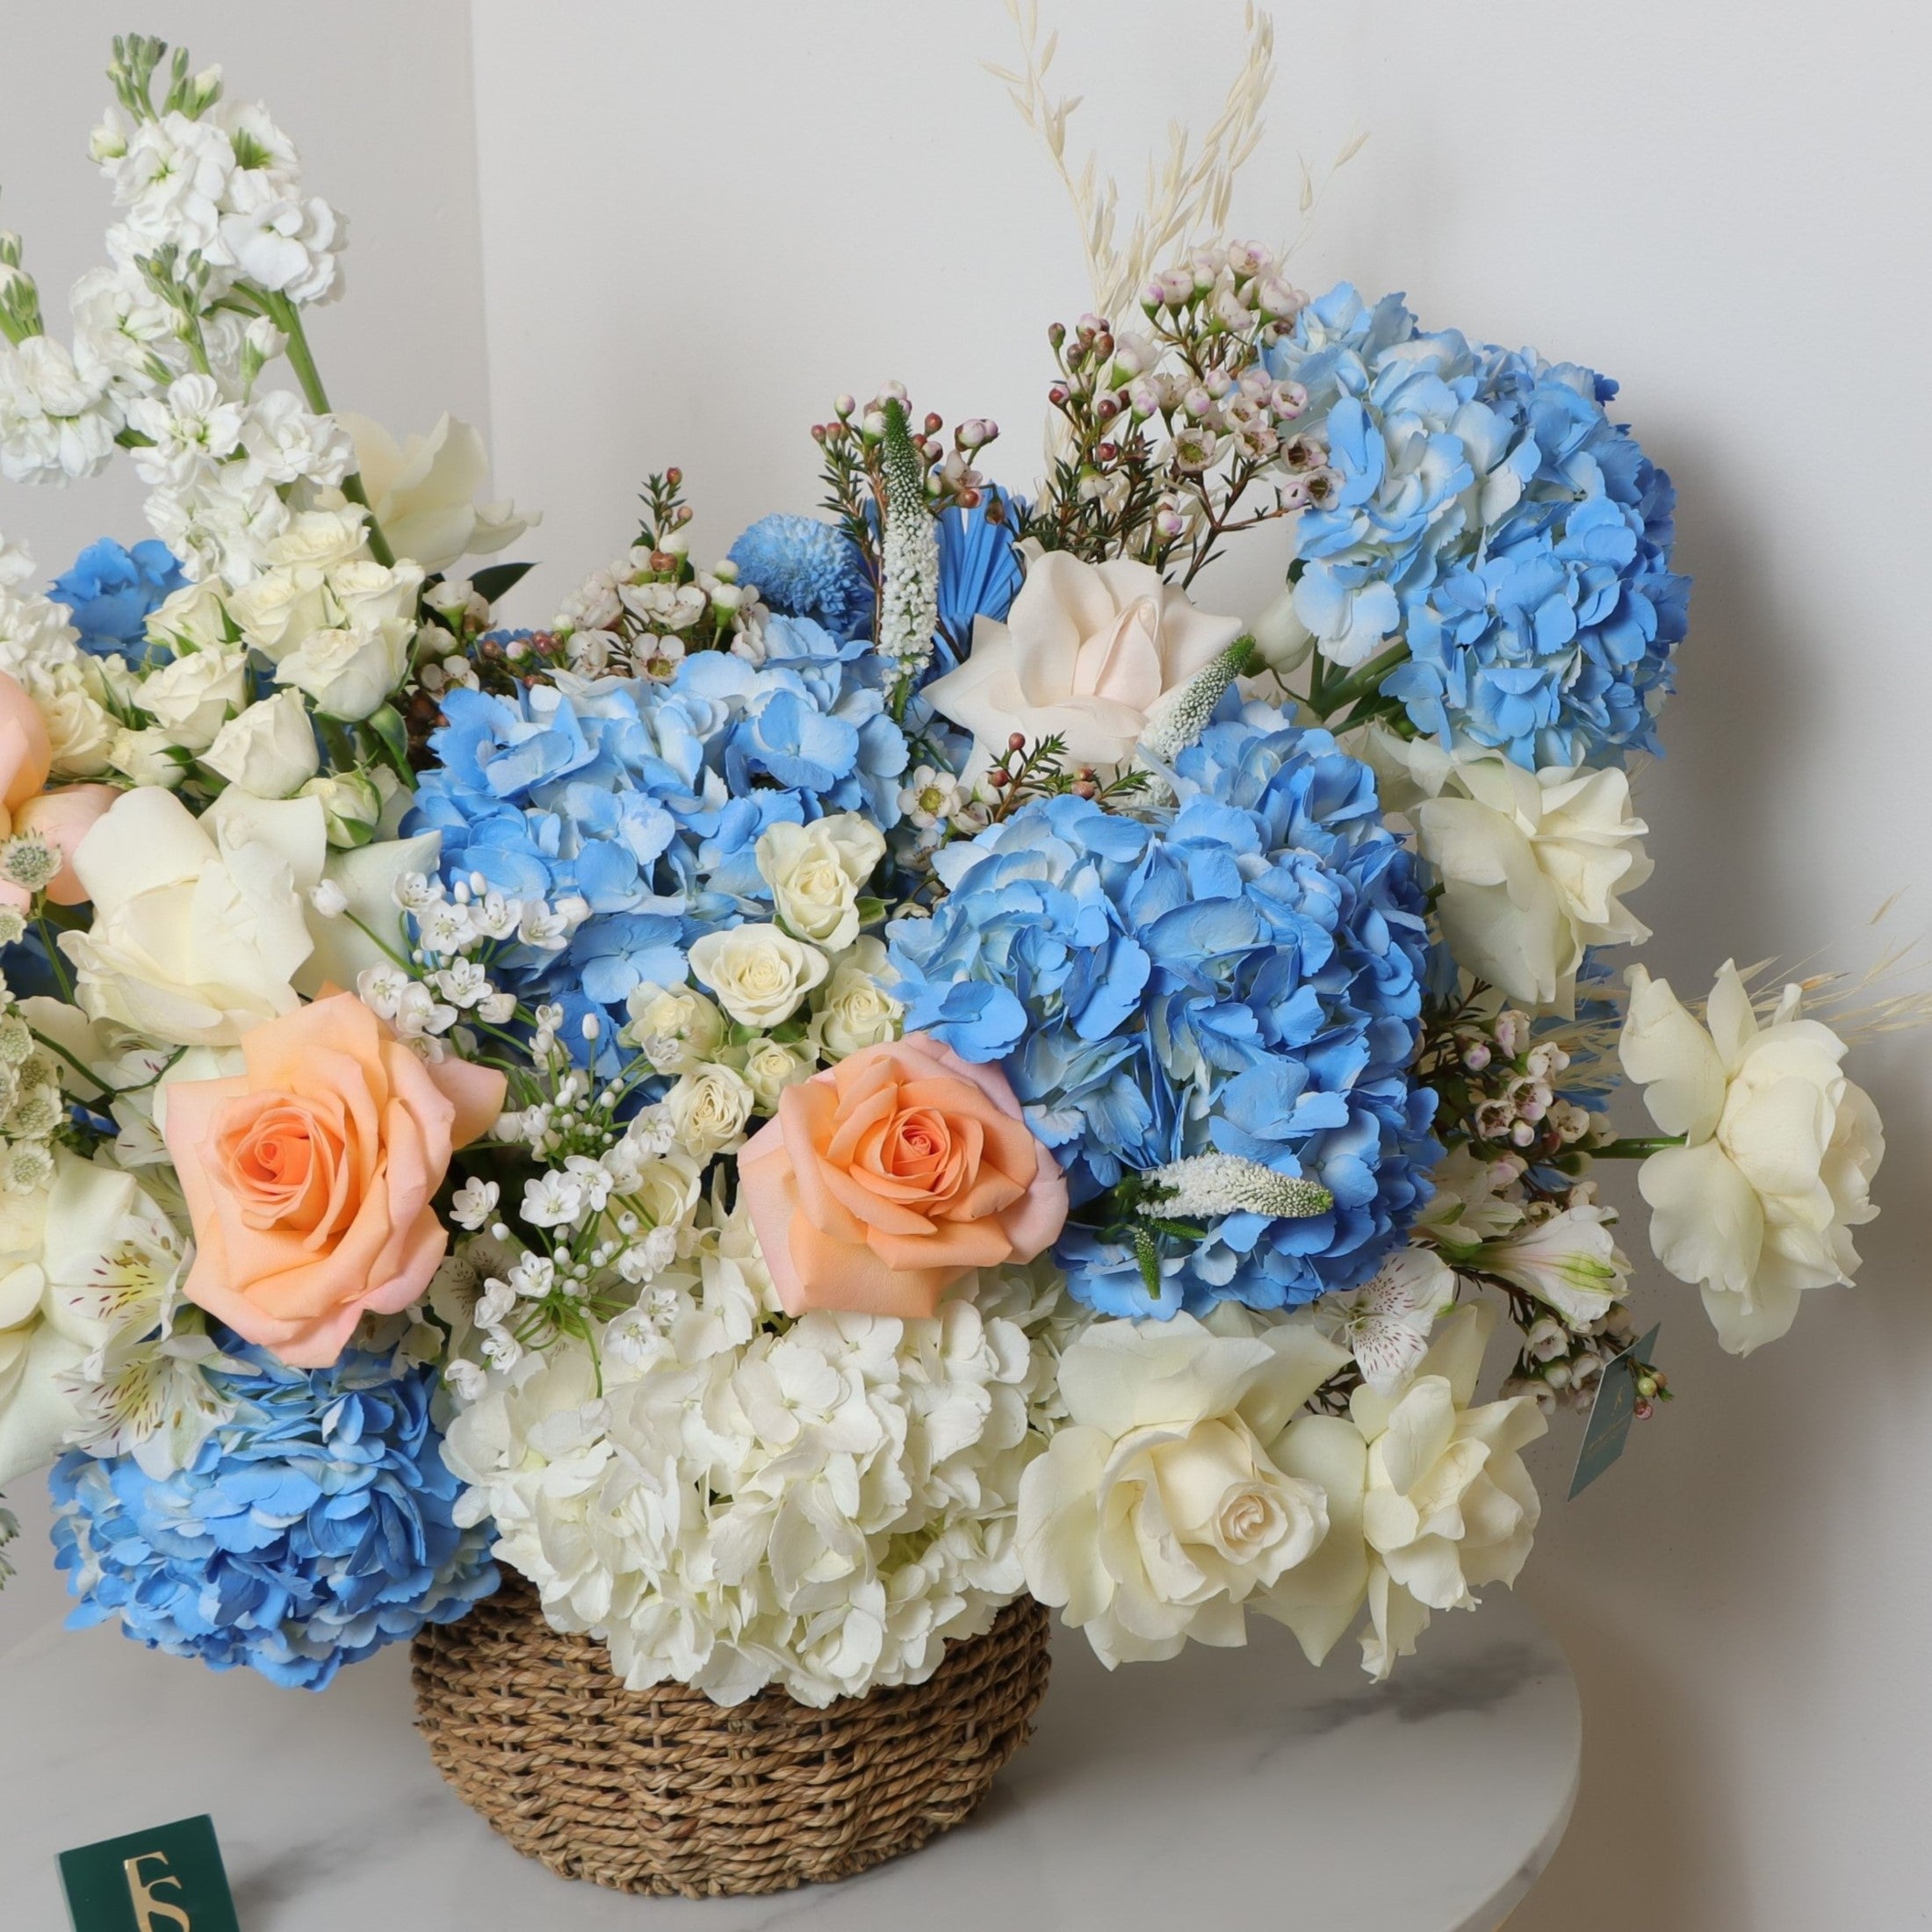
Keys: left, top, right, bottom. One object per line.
{"left": 1017, "top": 1310, "right": 1347, "bottom": 1667}
{"left": 338, "top": 413, "right": 530, "bottom": 573}
{"left": 925, "top": 545, "right": 1244, "bottom": 777}
{"left": 1322, "top": 1246, "right": 1456, "bottom": 1395}
{"left": 1620, "top": 961, "right": 1883, "bottom": 1354}
{"left": 1469, "top": 1204, "right": 1630, "bottom": 1327}
{"left": 1414, "top": 1147, "right": 1526, "bottom": 1251}
{"left": 1410, "top": 748, "right": 1652, "bottom": 1013}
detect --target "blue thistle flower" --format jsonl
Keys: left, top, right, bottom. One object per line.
{"left": 727, "top": 514, "right": 874, "bottom": 641}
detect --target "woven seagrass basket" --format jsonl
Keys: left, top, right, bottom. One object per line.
{"left": 410, "top": 1575, "right": 1053, "bottom": 1898}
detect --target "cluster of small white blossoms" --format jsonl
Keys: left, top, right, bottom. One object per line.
{"left": 1454, "top": 1007, "right": 1595, "bottom": 1154}
{"left": 350, "top": 867, "right": 588, "bottom": 1057}
{"left": 1503, "top": 1301, "right": 1646, "bottom": 1418}
{"left": 442, "top": 1213, "right": 1091, "bottom": 1706}
{"left": 550, "top": 533, "right": 769, "bottom": 681}
{"left": 0, "top": 41, "right": 351, "bottom": 587}
{"left": 0, "top": 988, "right": 66, "bottom": 1196}
{"left": 0, "top": 541, "right": 123, "bottom": 786}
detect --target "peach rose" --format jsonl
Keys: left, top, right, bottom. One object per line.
{"left": 162, "top": 991, "right": 506, "bottom": 1366}
{"left": 0, "top": 671, "right": 51, "bottom": 815}
{"left": 737, "top": 1031, "right": 1068, "bottom": 1319}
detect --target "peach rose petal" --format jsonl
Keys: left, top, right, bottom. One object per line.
{"left": 736, "top": 1030, "right": 1069, "bottom": 1321}
{"left": 163, "top": 991, "right": 506, "bottom": 1367}
{"left": 0, "top": 672, "right": 51, "bottom": 814}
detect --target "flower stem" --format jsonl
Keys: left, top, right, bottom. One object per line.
{"left": 1307, "top": 640, "right": 1410, "bottom": 722}
{"left": 260, "top": 290, "right": 397, "bottom": 568}
{"left": 1589, "top": 1135, "right": 1686, "bottom": 1159}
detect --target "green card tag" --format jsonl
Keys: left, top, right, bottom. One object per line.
{"left": 1568, "top": 1323, "right": 1662, "bottom": 1501}
{"left": 59, "top": 1813, "right": 239, "bottom": 1932}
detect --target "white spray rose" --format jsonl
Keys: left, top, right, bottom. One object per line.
{"left": 144, "top": 578, "right": 232, "bottom": 654}
{"left": 1018, "top": 1311, "right": 1347, "bottom": 1667}
{"left": 754, "top": 813, "right": 885, "bottom": 954}
{"left": 201, "top": 688, "right": 321, "bottom": 798}
{"left": 688, "top": 925, "right": 828, "bottom": 1029}
{"left": 140, "top": 647, "right": 249, "bottom": 753}
{"left": 107, "top": 725, "right": 188, "bottom": 789}
{"left": 924, "top": 545, "right": 1243, "bottom": 776}
{"left": 623, "top": 980, "right": 725, "bottom": 1074}
{"left": 1620, "top": 961, "right": 1883, "bottom": 1354}
{"left": 662, "top": 1062, "right": 756, "bottom": 1157}
{"left": 809, "top": 937, "right": 904, "bottom": 1060}
{"left": 297, "top": 769, "right": 384, "bottom": 847}
{"left": 737, "top": 1037, "right": 818, "bottom": 1115}
{"left": 1410, "top": 749, "right": 1651, "bottom": 1012}
{"left": 35, "top": 660, "right": 118, "bottom": 776}
{"left": 273, "top": 616, "right": 413, "bottom": 720}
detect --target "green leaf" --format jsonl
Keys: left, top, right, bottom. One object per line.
{"left": 364, "top": 703, "right": 413, "bottom": 782}
{"left": 469, "top": 560, "right": 535, "bottom": 607}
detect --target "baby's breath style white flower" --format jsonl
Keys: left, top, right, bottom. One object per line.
{"left": 521, "top": 1171, "right": 587, "bottom": 1230}
{"left": 356, "top": 962, "right": 410, "bottom": 1021}
{"left": 451, "top": 1178, "right": 500, "bottom": 1234}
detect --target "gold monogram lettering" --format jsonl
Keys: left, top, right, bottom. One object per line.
{"left": 123, "top": 1850, "right": 193, "bottom": 1932}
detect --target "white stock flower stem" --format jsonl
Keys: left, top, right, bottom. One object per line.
{"left": 253, "top": 288, "right": 397, "bottom": 567}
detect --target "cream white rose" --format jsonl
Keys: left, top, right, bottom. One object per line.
{"left": 688, "top": 924, "right": 828, "bottom": 1029}
{"left": 924, "top": 546, "right": 1243, "bottom": 775}
{"left": 144, "top": 578, "right": 231, "bottom": 654}
{"left": 1411, "top": 749, "right": 1651, "bottom": 1012}
{"left": 1018, "top": 1311, "right": 1347, "bottom": 1667}
{"left": 662, "top": 1061, "right": 756, "bottom": 1158}
{"left": 107, "top": 724, "right": 187, "bottom": 789}
{"left": 755, "top": 813, "right": 884, "bottom": 953}
{"left": 809, "top": 937, "right": 904, "bottom": 1061}
{"left": 140, "top": 646, "right": 250, "bottom": 753}
{"left": 623, "top": 980, "right": 725, "bottom": 1074}
{"left": 737, "top": 1037, "right": 818, "bottom": 1114}
{"left": 1620, "top": 960, "right": 1883, "bottom": 1354}
{"left": 1263, "top": 1305, "right": 1546, "bottom": 1680}
{"left": 201, "top": 688, "right": 321, "bottom": 798}
{"left": 274, "top": 616, "right": 413, "bottom": 721}
{"left": 35, "top": 660, "right": 118, "bottom": 776}
{"left": 61, "top": 788, "right": 434, "bottom": 1046}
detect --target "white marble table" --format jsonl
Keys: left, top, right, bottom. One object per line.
{"left": 0, "top": 1483, "right": 1577, "bottom": 1931}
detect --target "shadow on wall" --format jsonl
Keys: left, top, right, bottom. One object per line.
{"left": 1510, "top": 444, "right": 1932, "bottom": 1931}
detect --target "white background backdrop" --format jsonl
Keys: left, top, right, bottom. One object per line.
{"left": 4, "top": 5, "right": 1930, "bottom": 1927}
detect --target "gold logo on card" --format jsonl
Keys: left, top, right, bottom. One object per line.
{"left": 124, "top": 1850, "right": 194, "bottom": 1932}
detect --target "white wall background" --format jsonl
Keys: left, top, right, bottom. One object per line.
{"left": 5, "top": 5, "right": 1932, "bottom": 1926}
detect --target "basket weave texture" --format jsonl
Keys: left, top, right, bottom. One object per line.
{"left": 410, "top": 1575, "right": 1052, "bottom": 1898}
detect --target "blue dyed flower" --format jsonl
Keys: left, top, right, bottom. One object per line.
{"left": 50, "top": 537, "right": 185, "bottom": 666}
{"left": 889, "top": 704, "right": 1438, "bottom": 1317}
{"left": 48, "top": 1343, "right": 495, "bottom": 1690}
{"left": 1269, "top": 285, "right": 1689, "bottom": 769}
{"left": 408, "top": 634, "right": 906, "bottom": 1024}
{"left": 932, "top": 486, "right": 1027, "bottom": 678}
{"left": 728, "top": 515, "right": 874, "bottom": 640}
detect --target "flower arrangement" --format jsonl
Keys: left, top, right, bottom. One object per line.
{"left": 0, "top": 15, "right": 1908, "bottom": 1814}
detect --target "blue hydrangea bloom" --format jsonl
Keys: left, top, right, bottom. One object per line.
{"left": 889, "top": 704, "right": 1438, "bottom": 1316}
{"left": 50, "top": 537, "right": 185, "bottom": 665}
{"left": 48, "top": 1343, "right": 495, "bottom": 1690}
{"left": 408, "top": 626, "right": 907, "bottom": 1026}
{"left": 728, "top": 515, "right": 875, "bottom": 641}
{"left": 1269, "top": 285, "right": 1689, "bottom": 769}
{"left": 932, "top": 487, "right": 1027, "bottom": 677}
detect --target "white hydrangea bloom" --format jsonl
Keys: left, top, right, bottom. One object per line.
{"left": 443, "top": 1210, "right": 1086, "bottom": 1707}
